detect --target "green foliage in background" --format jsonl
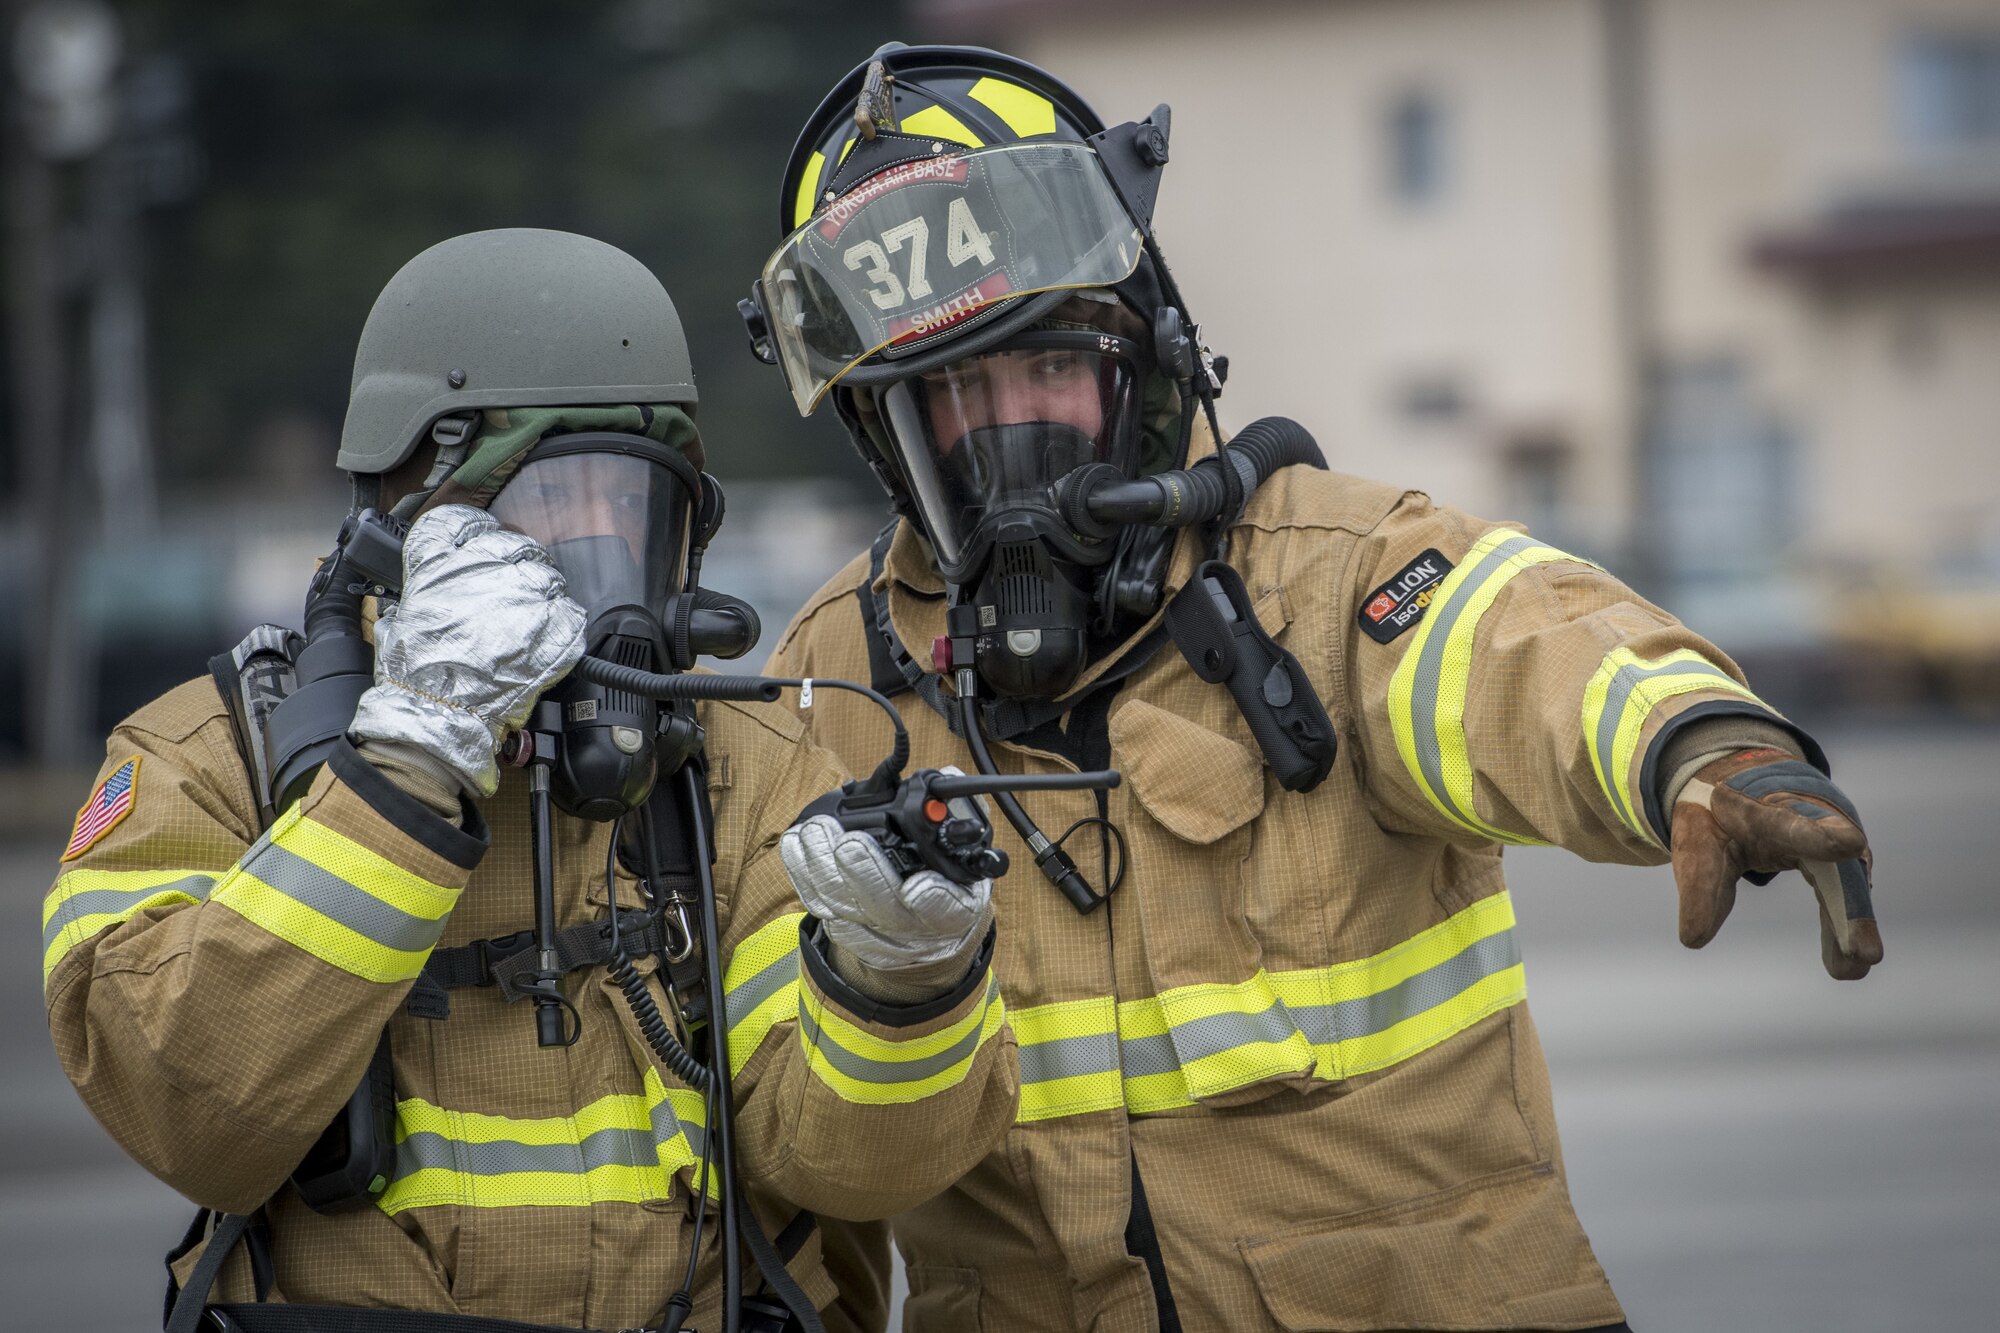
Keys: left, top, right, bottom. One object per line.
{"left": 119, "top": 0, "right": 903, "bottom": 485}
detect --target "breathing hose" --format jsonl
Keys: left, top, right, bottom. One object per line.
{"left": 1057, "top": 415, "right": 1327, "bottom": 536}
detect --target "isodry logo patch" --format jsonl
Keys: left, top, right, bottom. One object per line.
{"left": 1359, "top": 549, "right": 1453, "bottom": 644}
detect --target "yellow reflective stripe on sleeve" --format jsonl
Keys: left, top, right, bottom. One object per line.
{"left": 1583, "top": 647, "right": 1764, "bottom": 844}
{"left": 967, "top": 77, "right": 1056, "bottom": 138}
{"left": 41, "top": 868, "right": 216, "bottom": 988}
{"left": 1012, "top": 892, "right": 1526, "bottom": 1122}
{"left": 798, "top": 970, "right": 1006, "bottom": 1105}
{"left": 722, "top": 912, "right": 805, "bottom": 1076}
{"left": 377, "top": 1066, "right": 713, "bottom": 1215}
{"left": 1389, "top": 528, "right": 1596, "bottom": 845}
{"left": 207, "top": 803, "right": 458, "bottom": 984}
{"left": 897, "top": 104, "right": 983, "bottom": 148}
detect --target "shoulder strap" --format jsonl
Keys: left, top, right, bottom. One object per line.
{"left": 164, "top": 1209, "right": 272, "bottom": 1333}
{"left": 208, "top": 625, "right": 307, "bottom": 834}
{"left": 859, "top": 521, "right": 922, "bottom": 700}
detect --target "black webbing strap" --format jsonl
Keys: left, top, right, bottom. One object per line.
{"left": 738, "top": 1205, "right": 825, "bottom": 1333}
{"left": 165, "top": 1211, "right": 260, "bottom": 1333}
{"left": 405, "top": 908, "right": 662, "bottom": 1020}
{"left": 165, "top": 1211, "right": 825, "bottom": 1333}
{"left": 773, "top": 1208, "right": 818, "bottom": 1263}
{"left": 198, "top": 1305, "right": 600, "bottom": 1333}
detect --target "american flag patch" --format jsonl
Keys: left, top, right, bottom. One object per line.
{"left": 62, "top": 757, "right": 141, "bottom": 862}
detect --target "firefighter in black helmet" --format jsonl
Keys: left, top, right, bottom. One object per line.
{"left": 745, "top": 44, "right": 1883, "bottom": 1333}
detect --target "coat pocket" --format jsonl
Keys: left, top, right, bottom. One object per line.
{"left": 1237, "top": 1160, "right": 1622, "bottom": 1331}
{"left": 902, "top": 1263, "right": 982, "bottom": 1332}
{"left": 1114, "top": 697, "right": 1268, "bottom": 996}
{"left": 1111, "top": 697, "right": 1267, "bottom": 846}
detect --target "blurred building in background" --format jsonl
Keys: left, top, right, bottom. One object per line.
{"left": 928, "top": 0, "right": 2000, "bottom": 701}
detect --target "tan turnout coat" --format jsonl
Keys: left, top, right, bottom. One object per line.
{"left": 43, "top": 681, "right": 1017, "bottom": 1331}
{"left": 768, "top": 443, "right": 1800, "bottom": 1331}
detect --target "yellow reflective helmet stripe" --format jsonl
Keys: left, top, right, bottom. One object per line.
{"left": 793, "top": 150, "right": 828, "bottom": 230}
{"left": 897, "top": 103, "right": 984, "bottom": 149}
{"left": 377, "top": 1066, "right": 713, "bottom": 1215}
{"left": 967, "top": 77, "right": 1056, "bottom": 138}
{"left": 722, "top": 912, "right": 806, "bottom": 1075}
{"left": 41, "top": 868, "right": 216, "bottom": 988}
{"left": 1583, "top": 647, "right": 1764, "bottom": 844}
{"left": 1389, "top": 528, "right": 1597, "bottom": 844}
{"left": 1012, "top": 891, "right": 1526, "bottom": 1123}
{"left": 207, "top": 803, "right": 459, "bottom": 984}
{"left": 798, "top": 971, "right": 1006, "bottom": 1105}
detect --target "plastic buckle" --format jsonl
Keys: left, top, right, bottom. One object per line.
{"left": 474, "top": 930, "right": 536, "bottom": 985}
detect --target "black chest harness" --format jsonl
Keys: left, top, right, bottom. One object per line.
{"left": 857, "top": 520, "right": 1336, "bottom": 792}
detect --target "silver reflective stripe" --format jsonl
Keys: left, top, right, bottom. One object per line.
{"left": 650, "top": 1096, "right": 707, "bottom": 1162}
{"left": 1118, "top": 1031, "right": 1179, "bottom": 1079}
{"left": 1289, "top": 928, "right": 1523, "bottom": 1049}
{"left": 396, "top": 1125, "right": 662, "bottom": 1177}
{"left": 240, "top": 840, "right": 445, "bottom": 953}
{"left": 1406, "top": 533, "right": 1539, "bottom": 829}
{"left": 1147, "top": 998, "right": 1302, "bottom": 1067}
{"left": 798, "top": 975, "right": 1001, "bottom": 1085}
{"left": 1017, "top": 1029, "right": 1120, "bottom": 1086}
{"left": 41, "top": 874, "right": 215, "bottom": 953}
{"left": 1594, "top": 658, "right": 1736, "bottom": 832}
{"left": 724, "top": 949, "right": 799, "bottom": 1031}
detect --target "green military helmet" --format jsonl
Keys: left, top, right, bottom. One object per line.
{"left": 337, "top": 228, "right": 697, "bottom": 476}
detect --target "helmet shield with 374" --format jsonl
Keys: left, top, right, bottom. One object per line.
{"left": 759, "top": 141, "right": 1144, "bottom": 415}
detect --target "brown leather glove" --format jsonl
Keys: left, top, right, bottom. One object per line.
{"left": 1671, "top": 748, "right": 1881, "bottom": 980}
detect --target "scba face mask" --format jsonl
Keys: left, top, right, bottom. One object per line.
{"left": 487, "top": 438, "right": 696, "bottom": 629}
{"left": 486, "top": 432, "right": 749, "bottom": 819}
{"left": 874, "top": 329, "right": 1153, "bottom": 698}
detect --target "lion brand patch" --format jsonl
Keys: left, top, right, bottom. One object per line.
{"left": 63, "top": 756, "right": 141, "bottom": 861}
{"left": 1359, "top": 549, "right": 1453, "bottom": 644}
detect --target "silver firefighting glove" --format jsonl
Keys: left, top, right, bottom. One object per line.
{"left": 350, "top": 505, "right": 587, "bottom": 802}
{"left": 1669, "top": 742, "right": 1880, "bottom": 980}
{"left": 781, "top": 810, "right": 995, "bottom": 1003}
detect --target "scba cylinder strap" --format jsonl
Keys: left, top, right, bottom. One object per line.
{"left": 405, "top": 906, "right": 668, "bottom": 1020}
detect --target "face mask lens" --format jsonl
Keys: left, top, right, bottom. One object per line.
{"left": 879, "top": 340, "right": 1137, "bottom": 576}
{"left": 488, "top": 452, "right": 692, "bottom": 621}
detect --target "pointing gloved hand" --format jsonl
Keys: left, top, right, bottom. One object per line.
{"left": 350, "top": 504, "right": 587, "bottom": 803}
{"left": 1671, "top": 748, "right": 1881, "bottom": 979}
{"left": 781, "top": 812, "right": 996, "bottom": 1004}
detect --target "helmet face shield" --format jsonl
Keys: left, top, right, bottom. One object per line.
{"left": 487, "top": 443, "right": 696, "bottom": 623}
{"left": 878, "top": 332, "right": 1143, "bottom": 579}
{"left": 761, "top": 142, "right": 1144, "bottom": 415}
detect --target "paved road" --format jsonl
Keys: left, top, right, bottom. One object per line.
{"left": 5, "top": 722, "right": 1995, "bottom": 1330}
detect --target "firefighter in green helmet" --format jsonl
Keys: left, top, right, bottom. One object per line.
{"left": 45, "top": 228, "right": 1016, "bottom": 1333}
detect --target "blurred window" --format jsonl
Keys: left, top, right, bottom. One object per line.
{"left": 1898, "top": 31, "right": 2000, "bottom": 148}
{"left": 1386, "top": 89, "right": 1450, "bottom": 206}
